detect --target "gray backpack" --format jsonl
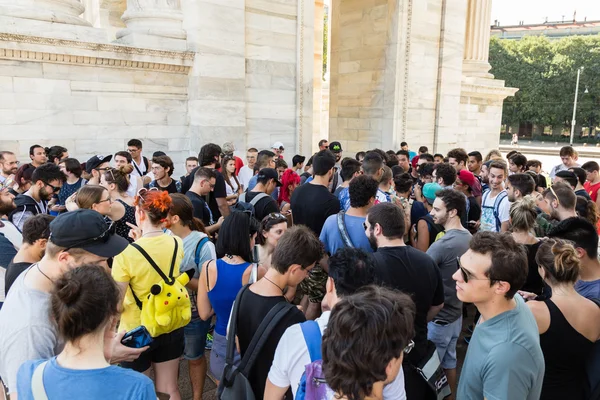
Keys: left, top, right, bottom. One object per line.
{"left": 234, "top": 192, "right": 270, "bottom": 219}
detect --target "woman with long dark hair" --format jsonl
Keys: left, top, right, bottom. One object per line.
{"left": 196, "top": 212, "right": 264, "bottom": 383}
{"left": 222, "top": 155, "right": 242, "bottom": 206}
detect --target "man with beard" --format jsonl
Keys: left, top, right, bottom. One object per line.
{"left": 426, "top": 189, "right": 471, "bottom": 399}
{"left": 0, "top": 210, "right": 144, "bottom": 398}
{"left": 4, "top": 214, "right": 53, "bottom": 294}
{"left": 10, "top": 163, "right": 64, "bottom": 232}
{"left": 0, "top": 151, "right": 19, "bottom": 184}
{"left": 366, "top": 202, "right": 444, "bottom": 400}
{"left": 28, "top": 145, "right": 47, "bottom": 168}
{"left": 181, "top": 143, "right": 230, "bottom": 220}
{"left": 0, "top": 185, "right": 20, "bottom": 251}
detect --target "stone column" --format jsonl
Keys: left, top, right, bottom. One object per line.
{"left": 116, "top": 0, "right": 187, "bottom": 50}
{"left": 463, "top": 0, "right": 493, "bottom": 78}
{"left": 0, "top": 0, "right": 107, "bottom": 41}
{"left": 0, "top": 0, "right": 90, "bottom": 26}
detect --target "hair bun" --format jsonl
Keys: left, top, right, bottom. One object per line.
{"left": 56, "top": 279, "right": 83, "bottom": 306}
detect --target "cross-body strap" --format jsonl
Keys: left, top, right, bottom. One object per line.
{"left": 31, "top": 361, "right": 49, "bottom": 400}
{"left": 238, "top": 301, "right": 295, "bottom": 376}
{"left": 300, "top": 320, "right": 322, "bottom": 362}
{"left": 130, "top": 237, "right": 179, "bottom": 284}
{"left": 238, "top": 192, "right": 246, "bottom": 203}
{"left": 336, "top": 211, "right": 355, "bottom": 248}
{"left": 591, "top": 298, "right": 600, "bottom": 308}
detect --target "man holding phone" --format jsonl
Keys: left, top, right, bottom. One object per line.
{"left": 0, "top": 210, "right": 145, "bottom": 399}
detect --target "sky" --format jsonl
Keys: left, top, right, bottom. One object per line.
{"left": 491, "top": 0, "right": 600, "bottom": 26}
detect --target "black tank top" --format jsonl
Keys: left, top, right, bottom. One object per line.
{"left": 539, "top": 298, "right": 594, "bottom": 400}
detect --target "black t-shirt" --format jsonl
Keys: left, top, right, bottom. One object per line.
{"left": 147, "top": 179, "right": 179, "bottom": 194}
{"left": 5, "top": 261, "right": 33, "bottom": 295}
{"left": 575, "top": 188, "right": 592, "bottom": 201}
{"left": 244, "top": 191, "right": 279, "bottom": 222}
{"left": 186, "top": 191, "right": 212, "bottom": 226}
{"left": 237, "top": 290, "right": 305, "bottom": 399}
{"left": 372, "top": 246, "right": 444, "bottom": 363}
{"left": 522, "top": 241, "right": 545, "bottom": 295}
{"left": 467, "top": 195, "right": 481, "bottom": 222}
{"left": 182, "top": 167, "right": 227, "bottom": 220}
{"left": 290, "top": 183, "right": 340, "bottom": 235}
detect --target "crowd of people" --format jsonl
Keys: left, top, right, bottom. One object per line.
{"left": 0, "top": 139, "right": 599, "bottom": 400}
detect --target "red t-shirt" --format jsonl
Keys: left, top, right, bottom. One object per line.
{"left": 584, "top": 181, "right": 600, "bottom": 202}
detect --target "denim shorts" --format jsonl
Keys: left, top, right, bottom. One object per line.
{"left": 427, "top": 316, "right": 462, "bottom": 370}
{"left": 183, "top": 316, "right": 212, "bottom": 360}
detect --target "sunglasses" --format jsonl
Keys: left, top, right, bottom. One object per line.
{"left": 95, "top": 167, "right": 111, "bottom": 172}
{"left": 136, "top": 187, "right": 159, "bottom": 202}
{"left": 549, "top": 186, "right": 560, "bottom": 206}
{"left": 43, "top": 181, "right": 61, "bottom": 194}
{"left": 456, "top": 257, "right": 490, "bottom": 284}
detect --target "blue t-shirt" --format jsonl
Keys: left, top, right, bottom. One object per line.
{"left": 17, "top": 357, "right": 156, "bottom": 400}
{"left": 337, "top": 187, "right": 350, "bottom": 211}
{"left": 457, "top": 295, "right": 545, "bottom": 400}
{"left": 247, "top": 175, "right": 258, "bottom": 191}
{"left": 319, "top": 213, "right": 373, "bottom": 255}
{"left": 575, "top": 279, "right": 600, "bottom": 300}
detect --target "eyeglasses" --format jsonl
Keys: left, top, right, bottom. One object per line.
{"left": 127, "top": 148, "right": 140, "bottom": 153}
{"left": 97, "top": 197, "right": 112, "bottom": 204}
{"left": 363, "top": 222, "right": 369, "bottom": 231}
{"left": 404, "top": 340, "right": 415, "bottom": 354}
{"left": 456, "top": 257, "right": 490, "bottom": 284}
{"left": 43, "top": 181, "right": 61, "bottom": 194}
{"left": 201, "top": 179, "right": 215, "bottom": 189}
{"left": 549, "top": 186, "right": 560, "bottom": 206}
{"left": 324, "top": 146, "right": 329, "bottom": 149}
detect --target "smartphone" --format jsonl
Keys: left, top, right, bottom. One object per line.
{"left": 121, "top": 326, "right": 153, "bottom": 348}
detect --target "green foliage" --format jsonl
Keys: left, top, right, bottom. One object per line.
{"left": 490, "top": 35, "right": 600, "bottom": 132}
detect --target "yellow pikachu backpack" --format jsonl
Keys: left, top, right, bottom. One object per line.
{"left": 130, "top": 238, "right": 192, "bottom": 337}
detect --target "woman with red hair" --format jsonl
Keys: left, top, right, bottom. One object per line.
{"left": 112, "top": 188, "right": 190, "bottom": 400}
{"left": 277, "top": 169, "right": 300, "bottom": 214}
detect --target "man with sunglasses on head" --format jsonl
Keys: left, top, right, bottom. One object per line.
{"left": 9, "top": 163, "right": 64, "bottom": 232}
{"left": 366, "top": 202, "right": 444, "bottom": 400}
{"left": 453, "top": 231, "right": 544, "bottom": 400}
{"left": 0, "top": 209, "right": 145, "bottom": 399}
{"left": 186, "top": 167, "right": 223, "bottom": 236}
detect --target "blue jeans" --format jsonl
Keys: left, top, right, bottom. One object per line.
{"left": 427, "top": 317, "right": 462, "bottom": 369}
{"left": 183, "top": 315, "right": 212, "bottom": 360}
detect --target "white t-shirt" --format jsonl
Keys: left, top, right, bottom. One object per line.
{"left": 238, "top": 166, "right": 254, "bottom": 191}
{"left": 225, "top": 177, "right": 240, "bottom": 196}
{"left": 130, "top": 155, "right": 147, "bottom": 178}
{"left": 480, "top": 189, "right": 510, "bottom": 232}
{"left": 268, "top": 311, "right": 407, "bottom": 399}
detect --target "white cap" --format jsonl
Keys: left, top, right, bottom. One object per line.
{"left": 272, "top": 141, "right": 284, "bottom": 150}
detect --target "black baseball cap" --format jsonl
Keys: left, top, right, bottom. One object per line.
{"left": 292, "top": 155, "right": 306, "bottom": 166}
{"left": 49, "top": 209, "right": 129, "bottom": 258}
{"left": 257, "top": 168, "right": 282, "bottom": 187}
{"left": 329, "top": 142, "right": 343, "bottom": 153}
{"left": 85, "top": 155, "right": 112, "bottom": 174}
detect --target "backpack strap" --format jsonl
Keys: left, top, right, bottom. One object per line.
{"left": 224, "top": 284, "right": 250, "bottom": 367}
{"left": 249, "top": 192, "right": 269, "bottom": 207}
{"left": 129, "top": 237, "right": 179, "bottom": 310}
{"left": 142, "top": 156, "right": 149, "bottom": 175}
{"left": 492, "top": 191, "right": 508, "bottom": 231}
{"left": 336, "top": 211, "right": 354, "bottom": 248}
{"left": 31, "top": 361, "right": 49, "bottom": 400}
{"left": 238, "top": 193, "right": 246, "bottom": 203}
{"left": 300, "top": 320, "right": 322, "bottom": 362}
{"left": 194, "top": 237, "right": 210, "bottom": 268}
{"left": 238, "top": 300, "right": 295, "bottom": 376}
{"left": 590, "top": 298, "right": 600, "bottom": 308}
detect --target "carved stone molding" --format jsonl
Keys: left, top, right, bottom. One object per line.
{"left": 0, "top": 32, "right": 194, "bottom": 73}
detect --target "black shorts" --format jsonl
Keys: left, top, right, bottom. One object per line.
{"left": 121, "top": 328, "right": 185, "bottom": 372}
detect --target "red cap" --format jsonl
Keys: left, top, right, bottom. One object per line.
{"left": 411, "top": 156, "right": 419, "bottom": 170}
{"left": 457, "top": 169, "right": 476, "bottom": 188}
